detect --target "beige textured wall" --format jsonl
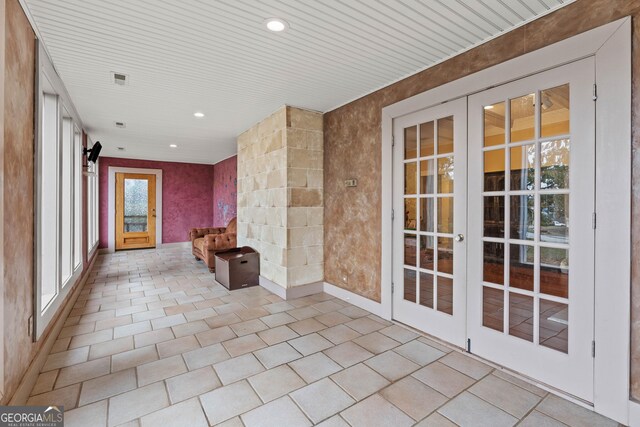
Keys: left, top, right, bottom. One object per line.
{"left": 237, "top": 106, "right": 323, "bottom": 289}
{"left": 3, "top": 0, "right": 35, "bottom": 402}
{"left": 324, "top": 0, "right": 640, "bottom": 300}
{"left": 0, "top": 0, "right": 101, "bottom": 403}
{"left": 324, "top": 0, "right": 640, "bottom": 398}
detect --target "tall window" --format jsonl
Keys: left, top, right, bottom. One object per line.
{"left": 39, "top": 90, "right": 59, "bottom": 311}
{"left": 35, "top": 43, "right": 85, "bottom": 339}
{"left": 61, "top": 114, "right": 73, "bottom": 286}
{"left": 87, "top": 138, "right": 99, "bottom": 251}
{"left": 74, "top": 126, "right": 83, "bottom": 268}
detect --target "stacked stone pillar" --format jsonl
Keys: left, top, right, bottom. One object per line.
{"left": 237, "top": 106, "right": 323, "bottom": 290}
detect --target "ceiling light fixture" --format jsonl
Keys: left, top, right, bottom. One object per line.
{"left": 170, "top": 144, "right": 177, "bottom": 148}
{"left": 264, "top": 18, "right": 289, "bottom": 32}
{"left": 483, "top": 105, "right": 494, "bottom": 110}
{"left": 194, "top": 112, "right": 205, "bottom": 118}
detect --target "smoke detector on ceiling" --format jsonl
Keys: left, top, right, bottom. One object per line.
{"left": 114, "top": 121, "right": 126, "bottom": 128}
{"left": 111, "top": 72, "right": 129, "bottom": 85}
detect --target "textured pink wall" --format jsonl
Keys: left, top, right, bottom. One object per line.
{"left": 213, "top": 155, "right": 237, "bottom": 227}
{"left": 99, "top": 157, "right": 214, "bottom": 247}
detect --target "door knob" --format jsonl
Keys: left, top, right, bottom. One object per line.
{"left": 454, "top": 234, "right": 464, "bottom": 242}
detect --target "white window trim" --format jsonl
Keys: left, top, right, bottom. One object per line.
{"left": 86, "top": 142, "right": 99, "bottom": 258}
{"left": 107, "top": 167, "right": 163, "bottom": 253}
{"left": 34, "top": 40, "right": 85, "bottom": 340}
{"left": 380, "top": 18, "right": 630, "bottom": 424}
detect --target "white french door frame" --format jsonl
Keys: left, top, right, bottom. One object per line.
{"left": 467, "top": 58, "right": 595, "bottom": 402}
{"left": 381, "top": 18, "right": 631, "bottom": 424}
{"left": 392, "top": 99, "right": 468, "bottom": 347}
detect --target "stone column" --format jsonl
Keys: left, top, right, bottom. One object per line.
{"left": 237, "top": 106, "right": 323, "bottom": 293}
{"left": 286, "top": 107, "right": 324, "bottom": 287}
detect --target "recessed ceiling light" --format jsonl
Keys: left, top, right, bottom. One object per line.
{"left": 264, "top": 18, "right": 289, "bottom": 32}
{"left": 194, "top": 112, "right": 205, "bottom": 118}
{"left": 483, "top": 105, "right": 494, "bottom": 110}
{"left": 170, "top": 144, "right": 177, "bottom": 148}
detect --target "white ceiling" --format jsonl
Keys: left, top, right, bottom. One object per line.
{"left": 24, "top": 0, "right": 572, "bottom": 164}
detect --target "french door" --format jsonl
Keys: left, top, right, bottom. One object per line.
{"left": 393, "top": 58, "right": 595, "bottom": 401}
{"left": 115, "top": 173, "right": 157, "bottom": 250}
{"left": 392, "top": 98, "right": 467, "bottom": 346}
{"left": 467, "top": 58, "right": 595, "bottom": 401}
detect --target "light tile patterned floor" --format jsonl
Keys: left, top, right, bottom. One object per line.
{"left": 27, "top": 247, "right": 620, "bottom": 427}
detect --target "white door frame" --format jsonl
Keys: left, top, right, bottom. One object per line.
{"left": 107, "top": 167, "right": 163, "bottom": 252}
{"left": 381, "top": 18, "right": 630, "bottom": 424}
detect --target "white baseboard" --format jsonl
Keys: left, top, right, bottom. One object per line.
{"left": 628, "top": 400, "right": 639, "bottom": 426}
{"left": 323, "top": 281, "right": 389, "bottom": 320}
{"left": 9, "top": 254, "right": 98, "bottom": 405}
{"left": 258, "top": 276, "right": 325, "bottom": 300}
{"left": 259, "top": 275, "right": 286, "bottom": 299}
{"left": 287, "top": 281, "right": 324, "bottom": 299}
{"left": 258, "top": 277, "right": 388, "bottom": 320}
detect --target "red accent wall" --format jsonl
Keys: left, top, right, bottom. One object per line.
{"left": 213, "top": 155, "right": 237, "bottom": 227}
{"left": 98, "top": 157, "right": 215, "bottom": 247}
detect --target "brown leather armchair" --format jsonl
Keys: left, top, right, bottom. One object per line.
{"left": 189, "top": 218, "right": 237, "bottom": 272}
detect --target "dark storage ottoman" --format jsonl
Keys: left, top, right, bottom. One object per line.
{"left": 214, "top": 247, "right": 260, "bottom": 290}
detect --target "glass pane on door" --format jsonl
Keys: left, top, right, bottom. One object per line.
{"left": 481, "top": 83, "right": 572, "bottom": 353}
{"left": 124, "top": 179, "right": 149, "bottom": 232}
{"left": 402, "top": 114, "right": 457, "bottom": 315}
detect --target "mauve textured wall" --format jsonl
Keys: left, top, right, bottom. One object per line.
{"left": 213, "top": 155, "right": 237, "bottom": 227}
{"left": 98, "top": 157, "right": 214, "bottom": 247}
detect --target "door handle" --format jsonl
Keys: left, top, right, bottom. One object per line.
{"left": 454, "top": 234, "right": 465, "bottom": 242}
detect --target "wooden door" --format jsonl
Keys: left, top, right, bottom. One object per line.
{"left": 115, "top": 173, "right": 156, "bottom": 250}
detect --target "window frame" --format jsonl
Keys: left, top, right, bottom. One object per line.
{"left": 87, "top": 137, "right": 99, "bottom": 255}
{"left": 34, "top": 41, "right": 85, "bottom": 339}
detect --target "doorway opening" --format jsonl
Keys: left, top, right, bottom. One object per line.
{"left": 107, "top": 167, "right": 163, "bottom": 252}
{"left": 392, "top": 58, "right": 595, "bottom": 402}
{"left": 115, "top": 172, "right": 157, "bottom": 250}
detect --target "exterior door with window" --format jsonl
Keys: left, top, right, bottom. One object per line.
{"left": 115, "top": 173, "right": 157, "bottom": 250}
{"left": 392, "top": 98, "right": 467, "bottom": 346}
{"left": 467, "top": 58, "right": 595, "bottom": 402}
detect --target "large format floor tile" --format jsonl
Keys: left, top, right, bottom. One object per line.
{"left": 437, "top": 392, "right": 518, "bottom": 427}
{"left": 291, "top": 378, "right": 355, "bottom": 424}
{"left": 241, "top": 396, "right": 312, "bottom": 427}
{"left": 24, "top": 248, "right": 619, "bottom": 426}
{"left": 248, "top": 364, "right": 306, "bottom": 403}
{"left": 340, "top": 394, "right": 414, "bottom": 427}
